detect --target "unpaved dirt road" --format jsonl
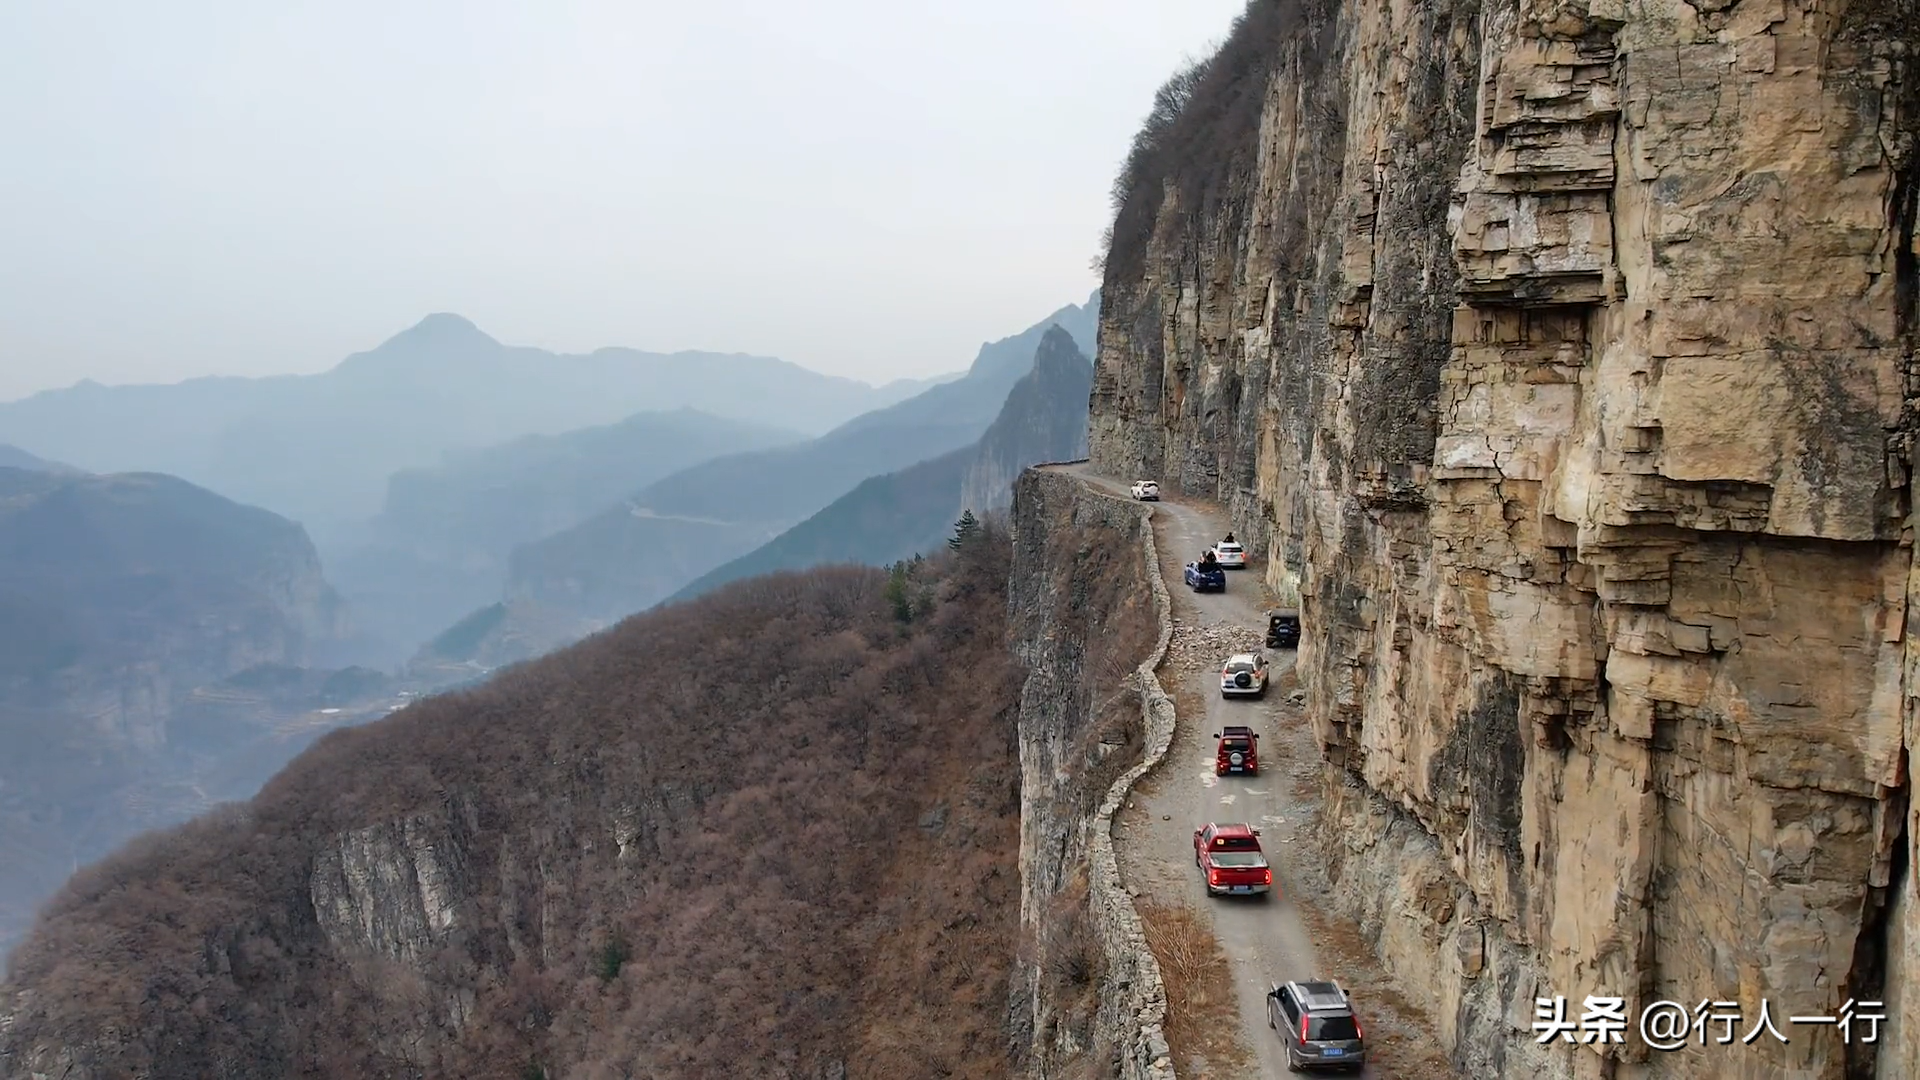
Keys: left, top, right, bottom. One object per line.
{"left": 1049, "top": 463, "right": 1455, "bottom": 1080}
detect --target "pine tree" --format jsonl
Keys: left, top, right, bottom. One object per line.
{"left": 949, "top": 510, "right": 981, "bottom": 550}
{"left": 885, "top": 561, "right": 914, "bottom": 622}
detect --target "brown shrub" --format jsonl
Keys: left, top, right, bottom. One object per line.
{"left": 1, "top": 531, "right": 1025, "bottom": 1080}
{"left": 1137, "top": 899, "right": 1251, "bottom": 1071}
{"left": 1041, "top": 868, "right": 1101, "bottom": 1000}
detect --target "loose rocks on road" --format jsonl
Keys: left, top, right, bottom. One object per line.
{"left": 1167, "top": 623, "right": 1267, "bottom": 667}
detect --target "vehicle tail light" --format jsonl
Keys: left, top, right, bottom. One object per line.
{"left": 1353, "top": 1016, "right": 1364, "bottom": 1040}
{"left": 1207, "top": 869, "right": 1221, "bottom": 885}
{"left": 1301, "top": 1015, "right": 1311, "bottom": 1044}
{"left": 1260, "top": 868, "right": 1272, "bottom": 885}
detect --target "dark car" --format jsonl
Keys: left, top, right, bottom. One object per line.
{"left": 1267, "top": 608, "right": 1300, "bottom": 649}
{"left": 1185, "top": 559, "right": 1226, "bottom": 592}
{"left": 1266, "top": 979, "right": 1366, "bottom": 1072}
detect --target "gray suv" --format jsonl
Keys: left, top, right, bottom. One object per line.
{"left": 1266, "top": 979, "right": 1366, "bottom": 1072}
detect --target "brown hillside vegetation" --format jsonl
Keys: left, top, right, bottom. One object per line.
{"left": 1102, "top": 0, "right": 1326, "bottom": 283}
{"left": 0, "top": 530, "right": 1023, "bottom": 1080}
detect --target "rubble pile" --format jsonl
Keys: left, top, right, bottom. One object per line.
{"left": 1165, "top": 621, "right": 1265, "bottom": 667}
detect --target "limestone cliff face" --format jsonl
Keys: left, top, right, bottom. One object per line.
{"left": 1090, "top": 2, "right": 1920, "bottom": 1077}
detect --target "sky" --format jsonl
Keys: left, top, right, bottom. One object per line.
{"left": 0, "top": 1, "right": 1247, "bottom": 402}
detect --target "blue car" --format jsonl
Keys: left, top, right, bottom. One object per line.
{"left": 1185, "top": 560, "right": 1226, "bottom": 592}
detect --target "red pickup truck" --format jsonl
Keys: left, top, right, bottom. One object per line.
{"left": 1193, "top": 822, "right": 1274, "bottom": 897}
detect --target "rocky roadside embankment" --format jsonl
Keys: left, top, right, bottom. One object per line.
{"left": 1008, "top": 465, "right": 1178, "bottom": 1080}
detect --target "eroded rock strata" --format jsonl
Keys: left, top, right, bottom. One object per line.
{"left": 1089, "top": 2, "right": 1920, "bottom": 1077}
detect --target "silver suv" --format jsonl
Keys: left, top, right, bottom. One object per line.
{"left": 1266, "top": 979, "right": 1366, "bottom": 1072}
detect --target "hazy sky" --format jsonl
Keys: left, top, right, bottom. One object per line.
{"left": 0, "top": 1, "right": 1246, "bottom": 402}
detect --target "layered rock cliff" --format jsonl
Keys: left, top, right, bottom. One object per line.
{"left": 1089, "top": 2, "right": 1920, "bottom": 1077}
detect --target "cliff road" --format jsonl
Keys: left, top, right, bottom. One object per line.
{"left": 1044, "top": 463, "right": 1456, "bottom": 1079}
{"left": 1050, "top": 2, "right": 1920, "bottom": 1078}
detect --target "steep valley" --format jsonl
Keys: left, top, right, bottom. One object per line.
{"left": 332, "top": 408, "right": 808, "bottom": 657}
{"left": 429, "top": 300, "right": 1102, "bottom": 668}
{"left": 0, "top": 457, "right": 1187, "bottom": 1080}
{"left": 0, "top": 467, "right": 374, "bottom": 956}
{"left": 668, "top": 324, "right": 1097, "bottom": 606}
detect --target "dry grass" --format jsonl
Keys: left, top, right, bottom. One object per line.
{"left": 1137, "top": 899, "right": 1255, "bottom": 1075}
{"left": 1032, "top": 865, "right": 1103, "bottom": 1044}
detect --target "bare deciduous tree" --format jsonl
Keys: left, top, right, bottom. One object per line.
{"left": 3, "top": 533, "right": 1031, "bottom": 1080}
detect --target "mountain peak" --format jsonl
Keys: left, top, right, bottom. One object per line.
{"left": 378, "top": 313, "right": 500, "bottom": 353}
{"left": 1033, "top": 324, "right": 1090, "bottom": 372}
{"left": 413, "top": 312, "right": 483, "bottom": 334}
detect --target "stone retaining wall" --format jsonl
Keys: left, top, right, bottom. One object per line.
{"left": 1080, "top": 475, "right": 1179, "bottom": 1080}
{"left": 1008, "top": 464, "right": 1179, "bottom": 1080}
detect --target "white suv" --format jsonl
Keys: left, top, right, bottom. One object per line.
{"left": 1131, "top": 480, "right": 1160, "bottom": 501}
{"left": 1213, "top": 540, "right": 1247, "bottom": 568}
{"left": 1221, "top": 653, "right": 1269, "bottom": 698}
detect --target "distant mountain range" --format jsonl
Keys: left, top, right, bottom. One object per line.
{"left": 0, "top": 290, "right": 1102, "bottom": 958}
{"left": 331, "top": 408, "right": 809, "bottom": 656}
{"left": 414, "top": 292, "right": 1098, "bottom": 667}
{"left": 0, "top": 444, "right": 75, "bottom": 473}
{"left": 666, "top": 324, "right": 1095, "bottom": 605}
{"left": 0, "top": 315, "right": 945, "bottom": 551}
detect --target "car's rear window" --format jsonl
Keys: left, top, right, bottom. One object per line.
{"left": 1218, "top": 543, "right": 1241, "bottom": 552}
{"left": 1226, "top": 660, "right": 1256, "bottom": 672}
{"left": 1211, "top": 836, "right": 1259, "bottom": 850}
{"left": 1221, "top": 737, "right": 1251, "bottom": 749}
{"left": 1209, "top": 852, "right": 1266, "bottom": 868}
{"left": 1310, "top": 1014, "right": 1360, "bottom": 1041}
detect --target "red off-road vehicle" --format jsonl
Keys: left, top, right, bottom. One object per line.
{"left": 1193, "top": 822, "right": 1273, "bottom": 897}
{"left": 1215, "top": 725, "right": 1259, "bottom": 775}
